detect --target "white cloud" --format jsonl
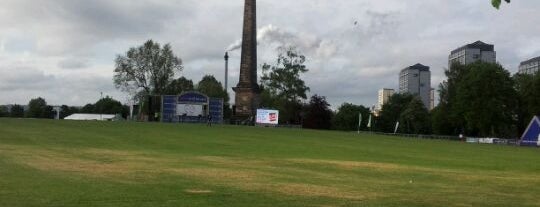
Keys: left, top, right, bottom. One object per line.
{"left": 1, "top": 0, "right": 540, "bottom": 108}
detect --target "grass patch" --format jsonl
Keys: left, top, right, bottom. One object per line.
{"left": 0, "top": 118, "right": 539, "bottom": 206}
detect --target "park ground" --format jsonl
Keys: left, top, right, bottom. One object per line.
{"left": 0, "top": 118, "right": 539, "bottom": 207}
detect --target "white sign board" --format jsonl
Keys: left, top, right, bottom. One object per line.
{"left": 177, "top": 104, "right": 203, "bottom": 116}
{"left": 256, "top": 109, "right": 279, "bottom": 125}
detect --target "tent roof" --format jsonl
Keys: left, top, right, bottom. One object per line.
{"left": 64, "top": 114, "right": 117, "bottom": 121}
{"left": 521, "top": 116, "right": 540, "bottom": 141}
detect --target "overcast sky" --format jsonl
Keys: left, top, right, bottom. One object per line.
{"left": 1, "top": 0, "right": 539, "bottom": 108}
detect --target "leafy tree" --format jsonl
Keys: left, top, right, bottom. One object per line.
{"left": 431, "top": 104, "right": 454, "bottom": 135}
{"left": 10, "top": 105, "right": 25, "bottom": 118}
{"left": 196, "top": 75, "right": 232, "bottom": 119}
{"left": 26, "top": 97, "right": 52, "bottom": 118}
{"left": 514, "top": 73, "right": 540, "bottom": 135}
{"left": 260, "top": 47, "right": 310, "bottom": 124}
{"left": 399, "top": 97, "right": 431, "bottom": 134}
{"left": 0, "top": 106, "right": 8, "bottom": 117}
{"left": 332, "top": 103, "right": 370, "bottom": 131}
{"left": 492, "top": 0, "right": 510, "bottom": 9}
{"left": 95, "top": 96, "right": 127, "bottom": 116}
{"left": 114, "top": 40, "right": 183, "bottom": 99}
{"left": 303, "top": 95, "right": 333, "bottom": 130}
{"left": 81, "top": 104, "right": 95, "bottom": 114}
{"left": 261, "top": 47, "right": 310, "bottom": 102}
{"left": 376, "top": 94, "right": 414, "bottom": 133}
{"left": 434, "top": 63, "right": 469, "bottom": 135}
{"left": 455, "top": 62, "right": 516, "bottom": 137}
{"left": 196, "top": 75, "right": 229, "bottom": 103}
{"left": 60, "top": 105, "right": 80, "bottom": 119}
{"left": 164, "top": 77, "right": 194, "bottom": 95}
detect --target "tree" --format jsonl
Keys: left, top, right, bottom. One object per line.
{"left": 114, "top": 40, "right": 183, "bottom": 100}
{"left": 81, "top": 104, "right": 95, "bottom": 114}
{"left": 95, "top": 96, "right": 127, "bottom": 116}
{"left": 492, "top": 0, "right": 510, "bottom": 9}
{"left": 376, "top": 94, "right": 414, "bottom": 133}
{"left": 303, "top": 95, "right": 333, "bottom": 130}
{"left": 26, "top": 97, "right": 52, "bottom": 118}
{"left": 261, "top": 47, "right": 310, "bottom": 102}
{"left": 431, "top": 104, "right": 453, "bottom": 135}
{"left": 332, "top": 103, "right": 370, "bottom": 131}
{"left": 164, "top": 77, "right": 194, "bottom": 95}
{"left": 260, "top": 47, "right": 310, "bottom": 124}
{"left": 455, "top": 62, "right": 516, "bottom": 137}
{"left": 0, "top": 106, "right": 8, "bottom": 117}
{"left": 433, "top": 63, "right": 469, "bottom": 135}
{"left": 514, "top": 73, "right": 540, "bottom": 135}
{"left": 196, "top": 75, "right": 229, "bottom": 103}
{"left": 196, "top": 75, "right": 232, "bottom": 119}
{"left": 60, "top": 105, "right": 80, "bottom": 119}
{"left": 399, "top": 97, "right": 431, "bottom": 134}
{"left": 10, "top": 105, "right": 25, "bottom": 118}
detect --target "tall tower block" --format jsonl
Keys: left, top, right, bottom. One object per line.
{"left": 233, "top": 0, "right": 260, "bottom": 120}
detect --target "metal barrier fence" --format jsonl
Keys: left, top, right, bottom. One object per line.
{"left": 356, "top": 131, "right": 522, "bottom": 146}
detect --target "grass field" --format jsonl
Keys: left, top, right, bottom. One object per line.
{"left": 0, "top": 118, "right": 539, "bottom": 207}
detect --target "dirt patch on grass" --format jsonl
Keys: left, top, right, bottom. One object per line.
{"left": 1, "top": 145, "right": 166, "bottom": 181}
{"left": 184, "top": 189, "right": 214, "bottom": 194}
{"left": 288, "top": 158, "right": 409, "bottom": 171}
{"left": 168, "top": 158, "right": 379, "bottom": 200}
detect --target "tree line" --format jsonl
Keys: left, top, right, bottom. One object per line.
{"left": 372, "top": 62, "right": 539, "bottom": 138}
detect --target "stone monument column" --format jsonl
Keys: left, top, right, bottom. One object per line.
{"left": 233, "top": 0, "right": 260, "bottom": 121}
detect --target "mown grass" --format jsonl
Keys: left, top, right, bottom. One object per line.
{"left": 0, "top": 118, "right": 539, "bottom": 207}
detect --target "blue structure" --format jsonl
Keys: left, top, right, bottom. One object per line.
{"left": 161, "top": 92, "right": 223, "bottom": 124}
{"left": 521, "top": 116, "right": 540, "bottom": 146}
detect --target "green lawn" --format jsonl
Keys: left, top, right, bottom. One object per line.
{"left": 0, "top": 118, "right": 539, "bottom": 207}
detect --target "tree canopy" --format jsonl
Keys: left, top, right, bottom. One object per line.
{"left": 164, "top": 77, "right": 194, "bottom": 95}
{"left": 114, "top": 40, "right": 183, "bottom": 100}
{"left": 492, "top": 0, "right": 510, "bottom": 9}
{"left": 303, "top": 95, "right": 333, "bottom": 130}
{"left": 26, "top": 97, "right": 52, "bottom": 119}
{"left": 261, "top": 47, "right": 310, "bottom": 103}
{"left": 332, "top": 103, "right": 370, "bottom": 131}
{"left": 10, "top": 105, "right": 25, "bottom": 118}
{"left": 260, "top": 47, "right": 310, "bottom": 124}
{"left": 196, "top": 75, "right": 229, "bottom": 103}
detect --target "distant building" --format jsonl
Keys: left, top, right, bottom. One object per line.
{"left": 399, "top": 64, "right": 431, "bottom": 109}
{"left": 449, "top": 41, "right": 496, "bottom": 67}
{"left": 376, "top": 88, "right": 395, "bottom": 111}
{"left": 430, "top": 88, "right": 435, "bottom": 110}
{"left": 519, "top": 56, "right": 540, "bottom": 75}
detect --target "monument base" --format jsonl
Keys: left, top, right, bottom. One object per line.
{"left": 233, "top": 86, "right": 260, "bottom": 124}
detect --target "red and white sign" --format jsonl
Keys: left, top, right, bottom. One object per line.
{"left": 256, "top": 109, "right": 279, "bottom": 125}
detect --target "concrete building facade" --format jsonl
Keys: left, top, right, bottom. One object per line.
{"left": 376, "top": 88, "right": 395, "bottom": 111}
{"left": 399, "top": 64, "right": 431, "bottom": 109}
{"left": 449, "top": 41, "right": 496, "bottom": 67}
{"left": 519, "top": 56, "right": 540, "bottom": 75}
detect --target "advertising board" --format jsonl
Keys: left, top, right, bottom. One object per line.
{"left": 256, "top": 109, "right": 279, "bottom": 125}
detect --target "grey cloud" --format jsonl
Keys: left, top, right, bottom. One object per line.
{"left": 2, "top": 0, "right": 540, "bottom": 108}
{"left": 58, "top": 58, "right": 90, "bottom": 69}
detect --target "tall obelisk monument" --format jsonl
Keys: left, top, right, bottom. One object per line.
{"left": 233, "top": 0, "right": 260, "bottom": 120}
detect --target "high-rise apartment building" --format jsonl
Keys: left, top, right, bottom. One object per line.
{"left": 519, "top": 56, "right": 540, "bottom": 75}
{"left": 376, "top": 88, "right": 395, "bottom": 111}
{"left": 449, "top": 41, "right": 496, "bottom": 67}
{"left": 399, "top": 64, "right": 431, "bottom": 109}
